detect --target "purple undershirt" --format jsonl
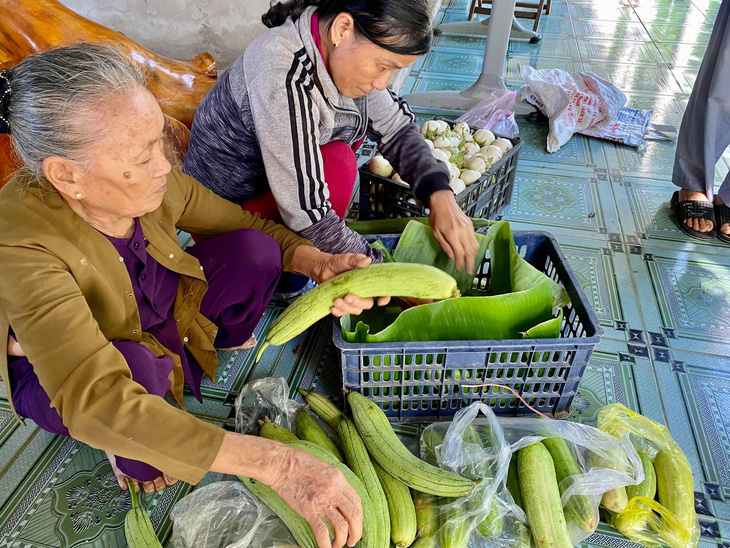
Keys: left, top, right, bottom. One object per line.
{"left": 105, "top": 219, "right": 204, "bottom": 401}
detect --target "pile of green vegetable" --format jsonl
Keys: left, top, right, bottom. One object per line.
{"left": 248, "top": 390, "right": 476, "bottom": 548}
{"left": 123, "top": 397, "right": 698, "bottom": 548}
{"left": 243, "top": 396, "right": 698, "bottom": 548}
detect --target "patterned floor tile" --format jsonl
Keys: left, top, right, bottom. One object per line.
{"left": 505, "top": 55, "right": 582, "bottom": 81}
{"left": 432, "top": 32, "right": 486, "bottom": 52}
{"left": 611, "top": 0, "right": 690, "bottom": 6}
{"left": 652, "top": 348, "right": 730, "bottom": 520}
{"left": 412, "top": 49, "right": 484, "bottom": 78}
{"left": 192, "top": 307, "right": 341, "bottom": 406}
{"left": 610, "top": 174, "right": 730, "bottom": 254}
{"left": 508, "top": 35, "right": 580, "bottom": 57}
{"left": 0, "top": 435, "right": 225, "bottom": 547}
{"left": 555, "top": 234, "right": 648, "bottom": 342}
{"left": 582, "top": 60, "right": 685, "bottom": 94}
{"left": 657, "top": 41, "right": 710, "bottom": 67}
{"left": 572, "top": 20, "right": 652, "bottom": 41}
{"left": 576, "top": 38, "right": 666, "bottom": 64}
{"left": 568, "top": 4, "right": 638, "bottom": 20}
{"left": 645, "top": 21, "right": 715, "bottom": 44}
{"left": 673, "top": 65, "right": 699, "bottom": 93}
{"left": 628, "top": 244, "right": 730, "bottom": 357}
{"left": 401, "top": 71, "right": 481, "bottom": 95}
{"left": 0, "top": 406, "right": 58, "bottom": 512}
{"left": 633, "top": 4, "right": 712, "bottom": 24}
{"left": 502, "top": 164, "right": 621, "bottom": 237}
{"left": 530, "top": 14, "right": 576, "bottom": 36}
{"left": 619, "top": 91, "right": 688, "bottom": 127}
{"left": 516, "top": 121, "right": 607, "bottom": 170}
{"left": 567, "top": 338, "right": 665, "bottom": 428}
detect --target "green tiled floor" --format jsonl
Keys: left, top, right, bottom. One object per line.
{"left": 2, "top": 0, "right": 730, "bottom": 546}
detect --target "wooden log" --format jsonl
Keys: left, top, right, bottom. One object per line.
{"left": 0, "top": 0, "right": 217, "bottom": 127}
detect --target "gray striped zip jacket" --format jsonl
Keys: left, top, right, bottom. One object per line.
{"left": 183, "top": 6, "right": 451, "bottom": 260}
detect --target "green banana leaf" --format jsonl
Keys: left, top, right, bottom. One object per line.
{"left": 345, "top": 217, "right": 495, "bottom": 235}
{"left": 341, "top": 281, "right": 554, "bottom": 343}
{"left": 371, "top": 240, "right": 395, "bottom": 263}
{"left": 522, "top": 309, "right": 563, "bottom": 338}
{"left": 392, "top": 221, "right": 491, "bottom": 295}
{"left": 485, "top": 221, "right": 571, "bottom": 313}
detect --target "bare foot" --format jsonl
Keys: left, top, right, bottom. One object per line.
{"left": 679, "top": 189, "right": 714, "bottom": 233}
{"left": 716, "top": 195, "right": 730, "bottom": 235}
{"left": 219, "top": 333, "right": 257, "bottom": 352}
{"left": 105, "top": 452, "right": 178, "bottom": 493}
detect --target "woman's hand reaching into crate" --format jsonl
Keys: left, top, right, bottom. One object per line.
{"left": 428, "top": 190, "right": 480, "bottom": 275}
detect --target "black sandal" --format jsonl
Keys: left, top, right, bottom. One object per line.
{"left": 670, "top": 191, "right": 716, "bottom": 241}
{"left": 714, "top": 200, "right": 730, "bottom": 243}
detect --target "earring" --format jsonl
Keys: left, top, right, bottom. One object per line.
{"left": 75, "top": 192, "right": 82, "bottom": 199}
{"left": 334, "top": 42, "right": 339, "bottom": 48}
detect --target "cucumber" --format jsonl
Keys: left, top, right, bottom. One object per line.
{"left": 299, "top": 389, "right": 345, "bottom": 429}
{"left": 240, "top": 477, "right": 318, "bottom": 548}
{"left": 374, "top": 461, "right": 417, "bottom": 548}
{"left": 348, "top": 392, "right": 474, "bottom": 497}
{"left": 507, "top": 454, "right": 524, "bottom": 510}
{"left": 626, "top": 451, "right": 656, "bottom": 501}
{"left": 296, "top": 407, "right": 344, "bottom": 463}
{"left": 258, "top": 416, "right": 298, "bottom": 442}
{"left": 542, "top": 437, "right": 598, "bottom": 533}
{"left": 654, "top": 449, "right": 697, "bottom": 535}
{"left": 412, "top": 491, "right": 439, "bottom": 548}
{"left": 518, "top": 444, "right": 572, "bottom": 548}
{"left": 438, "top": 497, "right": 470, "bottom": 548}
{"left": 124, "top": 478, "right": 163, "bottom": 548}
{"left": 339, "top": 417, "right": 391, "bottom": 548}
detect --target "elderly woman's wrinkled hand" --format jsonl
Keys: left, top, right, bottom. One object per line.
{"left": 270, "top": 445, "right": 363, "bottom": 548}
{"left": 291, "top": 247, "right": 392, "bottom": 316}
{"left": 315, "top": 253, "right": 391, "bottom": 317}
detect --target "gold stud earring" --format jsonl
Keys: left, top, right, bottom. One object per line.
{"left": 75, "top": 192, "right": 82, "bottom": 199}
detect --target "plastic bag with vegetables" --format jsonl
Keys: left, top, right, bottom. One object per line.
{"left": 169, "top": 481, "right": 298, "bottom": 548}
{"left": 418, "top": 402, "right": 643, "bottom": 548}
{"left": 597, "top": 403, "right": 700, "bottom": 548}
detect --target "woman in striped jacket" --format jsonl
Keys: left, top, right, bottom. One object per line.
{"left": 184, "top": 0, "right": 479, "bottom": 274}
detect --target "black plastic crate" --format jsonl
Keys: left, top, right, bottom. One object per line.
{"left": 333, "top": 231, "right": 603, "bottom": 422}
{"left": 359, "top": 131, "right": 522, "bottom": 220}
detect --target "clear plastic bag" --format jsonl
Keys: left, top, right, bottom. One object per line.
{"left": 419, "top": 402, "right": 643, "bottom": 547}
{"left": 234, "top": 377, "right": 301, "bottom": 434}
{"left": 519, "top": 65, "right": 626, "bottom": 153}
{"left": 169, "top": 481, "right": 297, "bottom": 548}
{"left": 457, "top": 90, "right": 520, "bottom": 139}
{"left": 598, "top": 404, "right": 700, "bottom": 548}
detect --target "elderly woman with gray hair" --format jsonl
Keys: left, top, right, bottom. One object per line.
{"left": 0, "top": 43, "right": 384, "bottom": 548}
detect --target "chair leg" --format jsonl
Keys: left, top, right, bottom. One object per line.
{"left": 532, "top": 0, "right": 546, "bottom": 32}
{"left": 468, "top": 0, "right": 480, "bottom": 21}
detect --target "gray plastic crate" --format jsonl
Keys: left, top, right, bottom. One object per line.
{"left": 333, "top": 231, "right": 603, "bottom": 422}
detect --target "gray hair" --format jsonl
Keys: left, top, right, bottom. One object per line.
{"left": 6, "top": 42, "right": 146, "bottom": 184}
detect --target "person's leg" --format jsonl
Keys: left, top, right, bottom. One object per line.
{"left": 8, "top": 341, "right": 177, "bottom": 490}
{"left": 187, "top": 228, "right": 282, "bottom": 349}
{"left": 320, "top": 141, "right": 358, "bottom": 219}
{"left": 672, "top": 0, "right": 730, "bottom": 235}
{"left": 715, "top": 175, "right": 730, "bottom": 240}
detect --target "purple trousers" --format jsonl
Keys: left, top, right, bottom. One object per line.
{"left": 7, "top": 229, "right": 281, "bottom": 482}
